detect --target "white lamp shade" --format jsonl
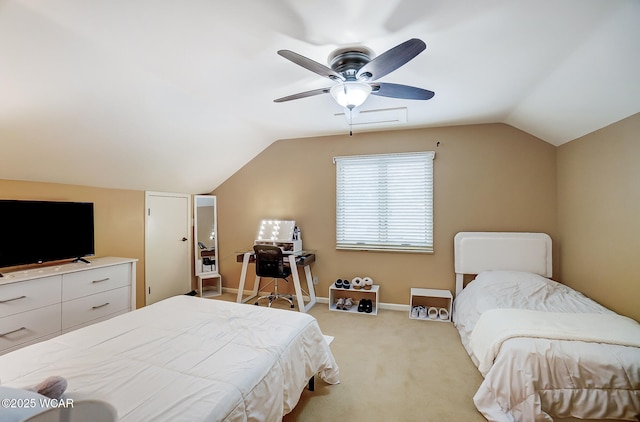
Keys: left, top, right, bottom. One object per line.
{"left": 330, "top": 81, "right": 372, "bottom": 109}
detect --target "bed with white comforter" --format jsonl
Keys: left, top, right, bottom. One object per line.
{"left": 0, "top": 295, "right": 339, "bottom": 421}
{"left": 454, "top": 270, "right": 640, "bottom": 421}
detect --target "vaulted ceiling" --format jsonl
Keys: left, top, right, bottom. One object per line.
{"left": 1, "top": 0, "right": 638, "bottom": 194}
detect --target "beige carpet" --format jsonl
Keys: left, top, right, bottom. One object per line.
{"left": 213, "top": 293, "right": 609, "bottom": 422}
{"left": 284, "top": 303, "right": 486, "bottom": 422}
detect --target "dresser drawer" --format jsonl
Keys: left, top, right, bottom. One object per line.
{"left": 62, "top": 287, "right": 130, "bottom": 329}
{"left": 62, "top": 309, "right": 129, "bottom": 335}
{"left": 62, "top": 264, "right": 131, "bottom": 301}
{"left": 0, "top": 304, "right": 61, "bottom": 352}
{"left": 0, "top": 276, "right": 62, "bottom": 318}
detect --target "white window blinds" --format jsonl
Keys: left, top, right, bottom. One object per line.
{"left": 334, "top": 151, "right": 435, "bottom": 253}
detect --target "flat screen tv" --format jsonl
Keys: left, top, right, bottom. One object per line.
{"left": 0, "top": 199, "right": 95, "bottom": 269}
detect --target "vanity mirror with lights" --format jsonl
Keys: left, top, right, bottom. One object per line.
{"left": 254, "top": 219, "right": 302, "bottom": 255}
{"left": 193, "top": 195, "right": 221, "bottom": 297}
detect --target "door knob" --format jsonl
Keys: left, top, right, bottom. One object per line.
{"left": 181, "top": 237, "right": 188, "bottom": 242}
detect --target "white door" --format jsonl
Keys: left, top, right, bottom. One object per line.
{"left": 145, "top": 192, "right": 191, "bottom": 305}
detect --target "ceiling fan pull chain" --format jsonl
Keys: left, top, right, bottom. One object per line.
{"left": 349, "top": 107, "right": 354, "bottom": 137}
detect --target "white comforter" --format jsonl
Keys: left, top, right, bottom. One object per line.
{"left": 471, "top": 309, "right": 640, "bottom": 377}
{"left": 0, "top": 296, "right": 340, "bottom": 421}
{"left": 453, "top": 271, "right": 640, "bottom": 422}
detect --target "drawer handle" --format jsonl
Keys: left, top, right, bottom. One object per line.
{"left": 92, "top": 278, "right": 110, "bottom": 283}
{"left": 0, "top": 295, "right": 27, "bottom": 304}
{"left": 92, "top": 302, "right": 110, "bottom": 310}
{"left": 0, "top": 327, "right": 26, "bottom": 337}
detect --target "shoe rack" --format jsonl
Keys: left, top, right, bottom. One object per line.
{"left": 329, "top": 284, "right": 379, "bottom": 316}
{"left": 409, "top": 288, "right": 452, "bottom": 322}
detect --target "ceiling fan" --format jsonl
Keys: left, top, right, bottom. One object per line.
{"left": 274, "top": 38, "right": 435, "bottom": 111}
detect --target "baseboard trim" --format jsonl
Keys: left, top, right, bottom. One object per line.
{"left": 222, "top": 288, "right": 410, "bottom": 312}
{"left": 380, "top": 302, "right": 412, "bottom": 312}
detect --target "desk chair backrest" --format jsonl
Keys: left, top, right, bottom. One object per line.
{"left": 253, "top": 244, "right": 292, "bottom": 279}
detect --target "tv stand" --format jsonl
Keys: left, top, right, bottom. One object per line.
{"left": 72, "top": 257, "right": 91, "bottom": 264}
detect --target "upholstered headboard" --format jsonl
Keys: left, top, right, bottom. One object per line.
{"left": 454, "top": 232, "right": 552, "bottom": 296}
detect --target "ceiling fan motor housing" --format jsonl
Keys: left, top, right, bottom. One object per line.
{"left": 329, "top": 47, "right": 373, "bottom": 80}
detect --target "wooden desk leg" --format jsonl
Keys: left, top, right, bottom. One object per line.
{"left": 288, "top": 255, "right": 306, "bottom": 312}
{"left": 237, "top": 252, "right": 252, "bottom": 303}
{"left": 303, "top": 264, "right": 317, "bottom": 312}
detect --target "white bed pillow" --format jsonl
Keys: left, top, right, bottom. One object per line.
{"left": 0, "top": 386, "right": 47, "bottom": 422}
{"left": 474, "top": 269, "right": 552, "bottom": 287}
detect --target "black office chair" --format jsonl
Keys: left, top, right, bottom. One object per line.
{"left": 253, "top": 244, "right": 295, "bottom": 308}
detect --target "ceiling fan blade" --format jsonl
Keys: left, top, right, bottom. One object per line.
{"left": 356, "top": 38, "right": 426, "bottom": 81}
{"left": 370, "top": 82, "right": 435, "bottom": 100}
{"left": 273, "top": 87, "right": 331, "bottom": 103}
{"left": 278, "top": 50, "right": 345, "bottom": 81}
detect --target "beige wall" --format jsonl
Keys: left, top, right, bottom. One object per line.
{"left": 213, "top": 123, "right": 558, "bottom": 305}
{"left": 557, "top": 113, "right": 640, "bottom": 321}
{"left": 0, "top": 180, "right": 146, "bottom": 309}
{"left": 4, "top": 116, "right": 635, "bottom": 320}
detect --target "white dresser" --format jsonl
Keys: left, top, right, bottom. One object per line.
{"left": 0, "top": 257, "right": 136, "bottom": 355}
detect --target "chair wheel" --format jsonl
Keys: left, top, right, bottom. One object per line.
{"left": 290, "top": 304, "right": 295, "bottom": 308}
{"left": 255, "top": 302, "right": 259, "bottom": 306}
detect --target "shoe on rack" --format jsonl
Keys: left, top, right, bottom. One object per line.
{"left": 343, "top": 298, "right": 354, "bottom": 310}
{"left": 357, "top": 299, "right": 366, "bottom": 312}
{"left": 411, "top": 306, "right": 420, "bottom": 318}
{"left": 438, "top": 308, "right": 449, "bottom": 321}
{"left": 363, "top": 277, "right": 373, "bottom": 290}
{"left": 335, "top": 279, "right": 343, "bottom": 288}
{"left": 342, "top": 279, "right": 351, "bottom": 289}
{"left": 428, "top": 306, "right": 438, "bottom": 320}
{"left": 364, "top": 299, "right": 373, "bottom": 313}
{"left": 335, "top": 298, "right": 345, "bottom": 310}
{"left": 352, "top": 277, "right": 363, "bottom": 290}
{"left": 418, "top": 305, "right": 427, "bottom": 319}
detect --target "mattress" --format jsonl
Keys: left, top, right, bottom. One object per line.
{"left": 453, "top": 270, "right": 640, "bottom": 421}
{"left": 0, "top": 295, "right": 339, "bottom": 421}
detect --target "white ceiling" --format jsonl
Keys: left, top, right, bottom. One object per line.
{"left": 1, "top": 0, "right": 639, "bottom": 194}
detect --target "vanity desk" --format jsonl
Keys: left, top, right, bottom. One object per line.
{"left": 235, "top": 250, "right": 317, "bottom": 313}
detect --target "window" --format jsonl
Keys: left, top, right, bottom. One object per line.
{"left": 334, "top": 151, "right": 435, "bottom": 253}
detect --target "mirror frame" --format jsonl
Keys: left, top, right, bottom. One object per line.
{"left": 193, "top": 195, "right": 219, "bottom": 276}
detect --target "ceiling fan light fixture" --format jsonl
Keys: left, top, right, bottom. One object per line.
{"left": 330, "top": 81, "right": 372, "bottom": 109}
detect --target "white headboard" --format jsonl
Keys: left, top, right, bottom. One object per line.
{"left": 454, "top": 232, "right": 552, "bottom": 296}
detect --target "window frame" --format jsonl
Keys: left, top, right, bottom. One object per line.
{"left": 334, "top": 151, "right": 435, "bottom": 253}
